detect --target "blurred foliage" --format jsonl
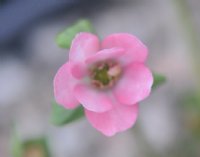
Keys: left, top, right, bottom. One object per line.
{"left": 182, "top": 93, "right": 200, "bottom": 110}
{"left": 51, "top": 102, "right": 84, "bottom": 126}
{"left": 56, "top": 19, "right": 94, "bottom": 49}
{"left": 181, "top": 93, "right": 200, "bottom": 139}
{"left": 171, "top": 92, "right": 200, "bottom": 157}
{"left": 11, "top": 130, "right": 23, "bottom": 157}
{"left": 11, "top": 130, "right": 50, "bottom": 157}
{"left": 22, "top": 138, "right": 50, "bottom": 157}
{"left": 152, "top": 73, "right": 166, "bottom": 89}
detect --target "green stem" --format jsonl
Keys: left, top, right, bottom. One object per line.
{"left": 172, "top": 0, "right": 200, "bottom": 92}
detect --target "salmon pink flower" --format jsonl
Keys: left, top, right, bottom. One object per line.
{"left": 54, "top": 33, "right": 153, "bottom": 136}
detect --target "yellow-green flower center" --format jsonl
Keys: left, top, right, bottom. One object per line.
{"left": 93, "top": 64, "right": 110, "bottom": 85}
{"left": 91, "top": 62, "right": 121, "bottom": 89}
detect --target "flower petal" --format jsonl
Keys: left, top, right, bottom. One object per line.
{"left": 74, "top": 83, "right": 113, "bottom": 112}
{"left": 70, "top": 61, "right": 88, "bottom": 79}
{"left": 85, "top": 101, "right": 138, "bottom": 136}
{"left": 85, "top": 47, "right": 124, "bottom": 64}
{"left": 54, "top": 63, "right": 80, "bottom": 109}
{"left": 69, "top": 33, "right": 100, "bottom": 62}
{"left": 114, "top": 63, "right": 153, "bottom": 105}
{"left": 102, "top": 33, "right": 148, "bottom": 64}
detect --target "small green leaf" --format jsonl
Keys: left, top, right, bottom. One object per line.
{"left": 152, "top": 73, "right": 166, "bottom": 89}
{"left": 56, "top": 19, "right": 94, "bottom": 49}
{"left": 51, "top": 102, "right": 84, "bottom": 126}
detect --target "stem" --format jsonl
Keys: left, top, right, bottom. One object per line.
{"left": 172, "top": 0, "right": 200, "bottom": 92}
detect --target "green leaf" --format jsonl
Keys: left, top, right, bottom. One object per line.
{"left": 152, "top": 73, "right": 166, "bottom": 89}
{"left": 181, "top": 93, "right": 200, "bottom": 110}
{"left": 11, "top": 129, "right": 23, "bottom": 157}
{"left": 51, "top": 102, "right": 84, "bottom": 126}
{"left": 56, "top": 19, "right": 94, "bottom": 49}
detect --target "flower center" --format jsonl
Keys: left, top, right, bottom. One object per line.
{"left": 91, "top": 62, "right": 121, "bottom": 89}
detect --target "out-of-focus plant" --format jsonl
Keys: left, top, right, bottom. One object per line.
{"left": 51, "top": 101, "right": 84, "bottom": 126}
{"left": 174, "top": 0, "right": 200, "bottom": 140}
{"left": 56, "top": 20, "right": 95, "bottom": 49}
{"left": 181, "top": 93, "right": 200, "bottom": 138}
{"left": 11, "top": 129, "right": 50, "bottom": 157}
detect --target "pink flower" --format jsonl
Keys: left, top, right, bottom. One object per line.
{"left": 54, "top": 33, "right": 153, "bottom": 136}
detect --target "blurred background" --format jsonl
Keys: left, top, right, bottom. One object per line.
{"left": 1, "top": 0, "right": 200, "bottom": 156}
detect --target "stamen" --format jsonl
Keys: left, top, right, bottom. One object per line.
{"left": 108, "top": 64, "right": 121, "bottom": 77}
{"left": 90, "top": 62, "right": 121, "bottom": 89}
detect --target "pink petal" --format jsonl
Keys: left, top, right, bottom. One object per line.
{"left": 54, "top": 63, "right": 80, "bottom": 109}
{"left": 85, "top": 47, "right": 124, "bottom": 64}
{"left": 70, "top": 61, "right": 88, "bottom": 79}
{"left": 85, "top": 101, "right": 138, "bottom": 136}
{"left": 69, "top": 33, "right": 100, "bottom": 62}
{"left": 74, "top": 83, "right": 113, "bottom": 112}
{"left": 114, "top": 63, "right": 153, "bottom": 105}
{"left": 102, "top": 33, "right": 148, "bottom": 65}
